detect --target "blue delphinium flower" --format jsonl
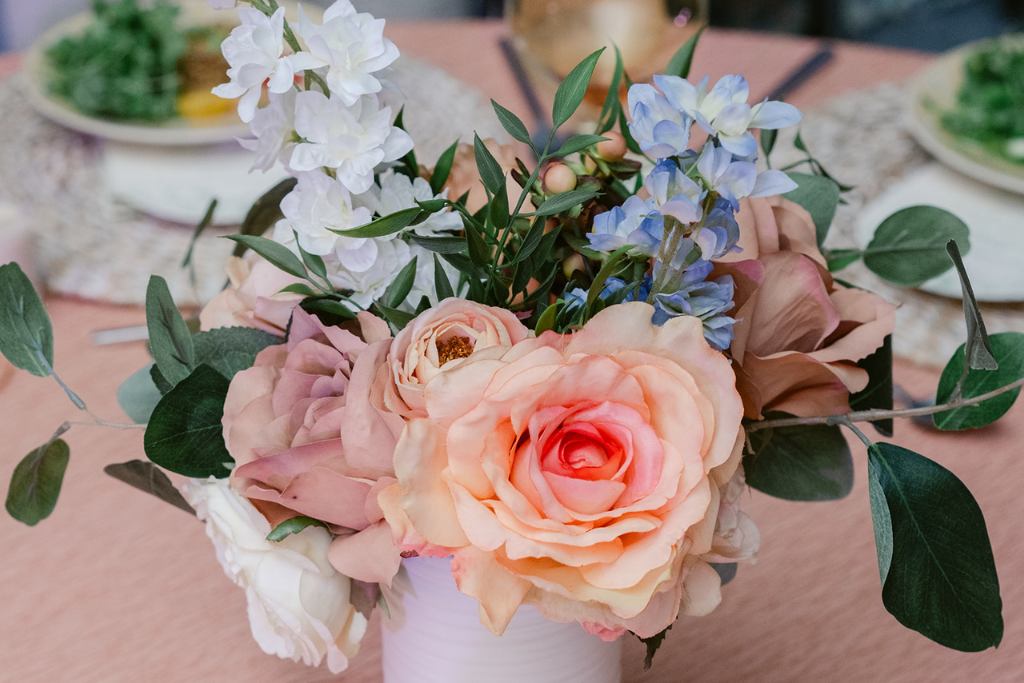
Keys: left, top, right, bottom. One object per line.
{"left": 651, "top": 260, "right": 737, "bottom": 351}
{"left": 626, "top": 84, "right": 694, "bottom": 158}
{"left": 587, "top": 195, "right": 662, "bottom": 255}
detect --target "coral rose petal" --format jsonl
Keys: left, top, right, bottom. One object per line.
{"left": 451, "top": 547, "right": 532, "bottom": 636}
{"left": 328, "top": 521, "right": 403, "bottom": 586}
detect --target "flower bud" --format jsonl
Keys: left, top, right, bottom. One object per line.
{"left": 544, "top": 163, "right": 577, "bottom": 194}
{"left": 562, "top": 253, "right": 586, "bottom": 278}
{"left": 596, "top": 131, "right": 627, "bottom": 161}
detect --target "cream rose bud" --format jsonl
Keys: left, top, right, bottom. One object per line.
{"left": 379, "top": 298, "right": 530, "bottom": 418}
{"left": 182, "top": 478, "right": 368, "bottom": 674}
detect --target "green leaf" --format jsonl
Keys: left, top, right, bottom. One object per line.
{"left": 636, "top": 624, "right": 672, "bottom": 670}
{"left": 393, "top": 107, "right": 419, "bottom": 180}
{"left": 430, "top": 141, "right": 460, "bottom": 196}
{"left": 867, "top": 443, "right": 1002, "bottom": 651}
{"left": 597, "top": 45, "right": 624, "bottom": 134}
{"left": 533, "top": 186, "right": 602, "bottom": 217}
{"left": 334, "top": 207, "right": 421, "bottom": 239}
{"left": 0, "top": 262, "right": 54, "bottom": 378}
{"left": 233, "top": 178, "right": 297, "bottom": 257}
{"left": 150, "top": 364, "right": 172, "bottom": 395}
{"left": 552, "top": 48, "right": 604, "bottom": 130}
{"left": 534, "top": 301, "right": 560, "bottom": 335}
{"left": 146, "top": 275, "right": 195, "bottom": 387}
{"left": 783, "top": 173, "right": 840, "bottom": 247}
{"left": 849, "top": 335, "right": 894, "bottom": 436}
{"left": 299, "top": 296, "right": 357, "bottom": 326}
{"left": 465, "top": 218, "right": 492, "bottom": 268}
{"left": 193, "top": 327, "right": 280, "bottom": 381}
{"left": 223, "top": 235, "right": 307, "bottom": 279}
{"left": 664, "top": 26, "right": 704, "bottom": 78}
{"left": 474, "top": 132, "right": 506, "bottom": 197}
{"left": 863, "top": 207, "right": 970, "bottom": 287}
{"left": 103, "top": 460, "right": 195, "bottom": 516}
{"left": 587, "top": 247, "right": 631, "bottom": 313}
{"left": 385, "top": 256, "right": 419, "bottom": 309}
{"left": 514, "top": 217, "right": 548, "bottom": 266}
{"left": 433, "top": 255, "right": 455, "bottom": 301}
{"left": 760, "top": 128, "right": 778, "bottom": 158}
{"left": 375, "top": 302, "right": 417, "bottom": 330}
{"left": 279, "top": 283, "right": 319, "bottom": 297}
{"left": 181, "top": 198, "right": 217, "bottom": 269}
{"left": 408, "top": 234, "right": 468, "bottom": 254}
{"left": 266, "top": 515, "right": 328, "bottom": 542}
{"left": 489, "top": 175, "right": 510, "bottom": 231}
{"left": 117, "top": 363, "right": 164, "bottom": 424}
{"left": 933, "top": 332, "right": 1024, "bottom": 430}
{"left": 554, "top": 134, "right": 608, "bottom": 157}
{"left": 5, "top": 437, "right": 69, "bottom": 526}
{"left": 744, "top": 420, "right": 853, "bottom": 501}
{"left": 295, "top": 238, "right": 328, "bottom": 285}
{"left": 825, "top": 248, "right": 862, "bottom": 271}
{"left": 491, "top": 100, "right": 534, "bottom": 148}
{"left": 946, "top": 240, "right": 997, "bottom": 372}
{"left": 144, "top": 364, "right": 233, "bottom": 478}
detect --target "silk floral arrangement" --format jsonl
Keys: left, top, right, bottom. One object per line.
{"left": 1, "top": 0, "right": 1015, "bottom": 673}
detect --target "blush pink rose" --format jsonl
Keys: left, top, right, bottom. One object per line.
{"left": 716, "top": 196, "right": 897, "bottom": 418}
{"left": 223, "top": 308, "right": 406, "bottom": 585}
{"left": 200, "top": 256, "right": 307, "bottom": 336}
{"left": 379, "top": 302, "right": 748, "bottom": 639}
{"left": 379, "top": 298, "right": 530, "bottom": 418}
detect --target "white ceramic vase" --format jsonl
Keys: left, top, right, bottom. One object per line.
{"left": 380, "top": 556, "right": 623, "bottom": 683}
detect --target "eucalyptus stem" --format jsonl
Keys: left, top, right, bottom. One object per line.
{"left": 65, "top": 416, "right": 147, "bottom": 431}
{"left": 746, "top": 376, "right": 1024, "bottom": 433}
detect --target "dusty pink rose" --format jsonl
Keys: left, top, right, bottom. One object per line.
{"left": 200, "top": 256, "right": 307, "bottom": 336}
{"left": 379, "top": 298, "right": 530, "bottom": 418}
{"left": 223, "top": 308, "right": 405, "bottom": 585}
{"left": 379, "top": 303, "right": 747, "bottom": 639}
{"left": 716, "top": 196, "right": 897, "bottom": 418}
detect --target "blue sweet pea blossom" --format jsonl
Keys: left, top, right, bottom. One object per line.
{"left": 587, "top": 195, "right": 662, "bottom": 255}
{"left": 626, "top": 83, "right": 694, "bottom": 158}
{"left": 654, "top": 74, "right": 802, "bottom": 157}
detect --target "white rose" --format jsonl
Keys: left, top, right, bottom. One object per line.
{"left": 182, "top": 478, "right": 368, "bottom": 674}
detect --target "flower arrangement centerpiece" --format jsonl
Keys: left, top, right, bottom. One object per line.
{"left": 3, "top": 1, "right": 1014, "bottom": 681}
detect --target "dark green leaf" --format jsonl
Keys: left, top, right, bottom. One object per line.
{"left": 329, "top": 207, "right": 421, "bottom": 239}
{"left": 867, "top": 442, "right": 1002, "bottom": 651}
{"left": 534, "top": 301, "right": 560, "bottom": 335}
{"left": 489, "top": 176, "right": 510, "bottom": 231}
{"left": 117, "top": 362, "right": 164, "bottom": 423}
{"left": 933, "top": 332, "right": 1024, "bottom": 430}
{"left": 825, "top": 248, "right": 862, "bottom": 271}
{"left": 618, "top": 109, "right": 644, "bottom": 155}
{"left": 295, "top": 237, "right": 328, "bottom": 285}
{"left": 150, "top": 364, "right": 173, "bottom": 395}
{"left": 103, "top": 460, "right": 195, "bottom": 516}
{"left": 710, "top": 562, "right": 738, "bottom": 585}
{"left": 416, "top": 198, "right": 449, "bottom": 214}
{"left": 552, "top": 49, "right": 604, "bottom": 130}
{"left": 533, "top": 186, "right": 602, "bottom": 217}
{"left": 433, "top": 255, "right": 455, "bottom": 301}
{"left": 745, "top": 420, "right": 853, "bottom": 501}
{"left": 474, "top": 132, "right": 506, "bottom": 197}
{"left": 223, "top": 236, "right": 307, "bottom": 279}
{"left": 849, "top": 335, "right": 894, "bottom": 436}
{"left": 0, "top": 263, "right": 53, "bottom": 378}
{"left": 299, "top": 296, "right": 357, "bottom": 326}
{"left": 193, "top": 327, "right": 280, "bottom": 381}
{"left": 760, "top": 128, "right": 778, "bottom": 158}
{"left": 514, "top": 217, "right": 548, "bottom": 266}
{"left": 375, "top": 302, "right": 416, "bottom": 330}
{"left": 144, "top": 364, "right": 233, "bottom": 478}
{"left": 385, "top": 256, "right": 419, "bottom": 309}
{"left": 863, "top": 207, "right": 970, "bottom": 287}
{"left": 664, "top": 27, "right": 704, "bottom": 78}
{"left": 946, "top": 240, "right": 997, "bottom": 372}
{"left": 554, "top": 134, "right": 608, "bottom": 157}
{"left": 393, "top": 107, "right": 419, "bottom": 180}
{"left": 234, "top": 178, "right": 297, "bottom": 257}
{"left": 587, "top": 247, "right": 631, "bottom": 312}
{"left": 465, "top": 218, "right": 492, "bottom": 268}
{"left": 783, "top": 173, "right": 840, "bottom": 246}
{"left": 5, "top": 437, "right": 69, "bottom": 526}
{"left": 267, "top": 515, "right": 328, "bottom": 541}
{"left": 794, "top": 131, "right": 808, "bottom": 152}
{"left": 597, "top": 45, "right": 624, "bottom": 134}
{"left": 279, "top": 283, "right": 319, "bottom": 297}
{"left": 636, "top": 624, "right": 672, "bottom": 670}
{"left": 430, "top": 141, "right": 460, "bottom": 196}
{"left": 146, "top": 275, "right": 195, "bottom": 387}
{"left": 408, "top": 234, "right": 468, "bottom": 254}
{"left": 491, "top": 100, "right": 534, "bottom": 148}
{"left": 182, "top": 199, "right": 217, "bottom": 269}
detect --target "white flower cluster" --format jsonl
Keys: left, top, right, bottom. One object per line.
{"left": 212, "top": 0, "right": 459, "bottom": 310}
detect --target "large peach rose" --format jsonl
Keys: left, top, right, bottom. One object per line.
{"left": 223, "top": 308, "right": 405, "bottom": 585}
{"left": 379, "top": 303, "right": 747, "bottom": 639}
{"left": 199, "top": 255, "right": 306, "bottom": 335}
{"left": 716, "top": 196, "right": 897, "bottom": 418}
{"left": 379, "top": 298, "right": 530, "bottom": 418}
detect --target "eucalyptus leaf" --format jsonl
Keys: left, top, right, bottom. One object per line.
{"left": 665, "top": 27, "right": 703, "bottom": 79}
{"left": 233, "top": 177, "right": 297, "bottom": 257}
{"left": 473, "top": 132, "right": 506, "bottom": 197}
{"left": 849, "top": 335, "right": 894, "bottom": 436}
{"left": 146, "top": 275, "right": 195, "bottom": 387}
{"left": 933, "top": 332, "right": 1024, "bottom": 430}
{"left": 223, "top": 235, "right": 307, "bottom": 280}
{"left": 430, "top": 141, "right": 460, "bottom": 195}
{"left": 552, "top": 49, "right": 604, "bottom": 130}
{"left": 267, "top": 515, "right": 328, "bottom": 542}
{"left": 783, "top": 173, "right": 840, "bottom": 246}
{"left": 0, "top": 262, "right": 54, "bottom": 378}
{"left": 117, "top": 362, "right": 164, "bottom": 423}
{"left": 760, "top": 128, "right": 778, "bottom": 158}
{"left": 5, "top": 437, "right": 69, "bottom": 526}
{"left": 329, "top": 207, "right": 420, "bottom": 239}
{"left": 744, "top": 420, "right": 853, "bottom": 501}
{"left": 103, "top": 460, "right": 195, "bottom": 516}
{"left": 863, "top": 207, "right": 970, "bottom": 287}
{"left": 825, "top": 248, "right": 862, "bottom": 272}
{"left": 533, "top": 186, "right": 602, "bottom": 217}
{"left": 491, "top": 99, "right": 533, "bottom": 148}
{"left": 193, "top": 327, "right": 280, "bottom": 381}
{"left": 144, "top": 364, "right": 233, "bottom": 478}
{"left": 947, "top": 240, "right": 997, "bottom": 372}
{"left": 867, "top": 443, "right": 1002, "bottom": 651}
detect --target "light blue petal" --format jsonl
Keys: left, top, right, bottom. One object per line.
{"left": 750, "top": 169, "right": 799, "bottom": 197}
{"left": 718, "top": 131, "right": 757, "bottom": 157}
{"left": 749, "top": 100, "right": 803, "bottom": 130}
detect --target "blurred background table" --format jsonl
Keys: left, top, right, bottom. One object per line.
{"left": 1, "top": 19, "right": 1022, "bottom": 683}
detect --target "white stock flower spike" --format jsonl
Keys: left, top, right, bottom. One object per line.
{"left": 273, "top": 170, "right": 374, "bottom": 261}
{"left": 239, "top": 88, "right": 298, "bottom": 172}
